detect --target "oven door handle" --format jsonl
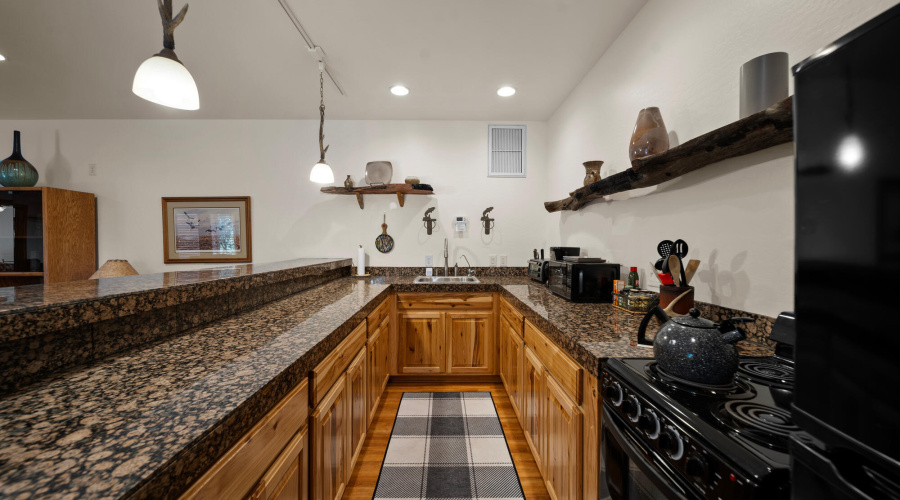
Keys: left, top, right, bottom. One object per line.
{"left": 603, "top": 410, "right": 691, "bottom": 500}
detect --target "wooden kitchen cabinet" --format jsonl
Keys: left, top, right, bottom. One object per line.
{"left": 248, "top": 427, "right": 309, "bottom": 500}
{"left": 366, "top": 315, "right": 390, "bottom": 426}
{"left": 446, "top": 311, "right": 493, "bottom": 375}
{"left": 542, "top": 373, "right": 583, "bottom": 500}
{"left": 499, "top": 314, "right": 524, "bottom": 421}
{"left": 397, "top": 311, "right": 446, "bottom": 374}
{"left": 180, "top": 379, "right": 310, "bottom": 500}
{"left": 346, "top": 347, "right": 367, "bottom": 474}
{"left": 522, "top": 346, "right": 544, "bottom": 474}
{"left": 312, "top": 374, "right": 349, "bottom": 500}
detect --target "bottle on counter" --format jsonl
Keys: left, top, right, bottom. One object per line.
{"left": 627, "top": 266, "right": 639, "bottom": 289}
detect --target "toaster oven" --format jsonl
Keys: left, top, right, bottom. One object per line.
{"left": 528, "top": 259, "right": 550, "bottom": 283}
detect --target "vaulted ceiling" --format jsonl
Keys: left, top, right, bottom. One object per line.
{"left": 0, "top": 0, "right": 645, "bottom": 120}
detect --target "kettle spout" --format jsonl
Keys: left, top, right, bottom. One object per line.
{"left": 721, "top": 329, "right": 746, "bottom": 344}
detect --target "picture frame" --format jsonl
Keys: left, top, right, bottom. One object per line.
{"left": 161, "top": 196, "right": 252, "bottom": 264}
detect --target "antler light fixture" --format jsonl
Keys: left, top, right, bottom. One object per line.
{"left": 309, "top": 52, "right": 334, "bottom": 184}
{"left": 132, "top": 0, "right": 199, "bottom": 110}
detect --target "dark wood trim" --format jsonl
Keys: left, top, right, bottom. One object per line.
{"left": 161, "top": 196, "right": 252, "bottom": 264}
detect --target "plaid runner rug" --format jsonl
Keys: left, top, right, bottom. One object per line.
{"left": 373, "top": 392, "right": 525, "bottom": 499}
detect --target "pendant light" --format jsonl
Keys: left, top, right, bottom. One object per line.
{"left": 309, "top": 60, "right": 334, "bottom": 184}
{"left": 132, "top": 0, "right": 199, "bottom": 110}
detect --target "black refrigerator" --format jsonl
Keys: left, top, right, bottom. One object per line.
{"left": 792, "top": 3, "right": 900, "bottom": 499}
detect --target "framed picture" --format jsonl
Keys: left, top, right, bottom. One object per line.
{"left": 161, "top": 196, "right": 252, "bottom": 264}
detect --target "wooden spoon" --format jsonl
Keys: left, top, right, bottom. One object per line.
{"left": 668, "top": 255, "right": 682, "bottom": 287}
{"left": 684, "top": 259, "right": 700, "bottom": 285}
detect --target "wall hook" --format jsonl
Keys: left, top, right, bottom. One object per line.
{"left": 422, "top": 207, "right": 436, "bottom": 235}
{"left": 481, "top": 207, "right": 495, "bottom": 235}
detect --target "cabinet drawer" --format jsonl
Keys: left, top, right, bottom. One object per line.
{"left": 397, "top": 293, "right": 493, "bottom": 310}
{"left": 367, "top": 298, "right": 391, "bottom": 337}
{"left": 311, "top": 321, "right": 366, "bottom": 406}
{"left": 180, "top": 378, "right": 310, "bottom": 500}
{"left": 499, "top": 296, "right": 524, "bottom": 337}
{"left": 524, "top": 320, "right": 583, "bottom": 405}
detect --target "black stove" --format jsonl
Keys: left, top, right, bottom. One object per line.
{"left": 599, "top": 312, "right": 796, "bottom": 499}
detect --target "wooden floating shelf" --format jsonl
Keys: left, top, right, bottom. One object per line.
{"left": 321, "top": 183, "right": 435, "bottom": 209}
{"left": 544, "top": 96, "right": 794, "bottom": 213}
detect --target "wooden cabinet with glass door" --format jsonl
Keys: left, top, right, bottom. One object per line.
{"left": 0, "top": 187, "right": 96, "bottom": 287}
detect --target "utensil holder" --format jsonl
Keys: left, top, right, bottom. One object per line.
{"left": 659, "top": 285, "right": 694, "bottom": 315}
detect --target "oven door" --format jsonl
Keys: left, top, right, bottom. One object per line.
{"left": 600, "top": 406, "right": 695, "bottom": 500}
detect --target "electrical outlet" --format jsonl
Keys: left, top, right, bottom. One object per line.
{"left": 498, "top": 255, "right": 507, "bottom": 266}
{"left": 489, "top": 255, "right": 497, "bottom": 267}
{"left": 425, "top": 255, "right": 433, "bottom": 267}
{"left": 88, "top": 164, "right": 97, "bottom": 176}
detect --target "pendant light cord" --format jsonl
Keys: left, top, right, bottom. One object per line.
{"left": 319, "top": 64, "right": 329, "bottom": 161}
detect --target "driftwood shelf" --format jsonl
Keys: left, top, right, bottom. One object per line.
{"left": 321, "top": 183, "right": 434, "bottom": 209}
{"left": 544, "top": 96, "right": 794, "bottom": 213}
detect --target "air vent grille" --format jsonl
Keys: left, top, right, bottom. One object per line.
{"left": 488, "top": 125, "right": 526, "bottom": 177}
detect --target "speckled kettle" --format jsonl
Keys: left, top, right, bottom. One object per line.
{"left": 638, "top": 307, "right": 754, "bottom": 385}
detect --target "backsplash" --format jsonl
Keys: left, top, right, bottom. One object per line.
{"left": 366, "top": 266, "right": 527, "bottom": 277}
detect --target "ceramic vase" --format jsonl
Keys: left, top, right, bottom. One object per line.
{"left": 629, "top": 107, "right": 669, "bottom": 162}
{"left": 344, "top": 175, "right": 354, "bottom": 189}
{"left": 0, "top": 131, "right": 39, "bottom": 187}
{"left": 582, "top": 161, "right": 603, "bottom": 186}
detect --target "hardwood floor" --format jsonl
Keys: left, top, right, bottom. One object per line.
{"left": 343, "top": 380, "right": 551, "bottom": 499}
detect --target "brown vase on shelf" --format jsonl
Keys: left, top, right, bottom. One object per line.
{"left": 344, "top": 175, "right": 354, "bottom": 189}
{"left": 629, "top": 107, "right": 669, "bottom": 162}
{"left": 582, "top": 161, "right": 603, "bottom": 186}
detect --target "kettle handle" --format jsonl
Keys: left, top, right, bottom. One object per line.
{"left": 718, "top": 316, "right": 755, "bottom": 333}
{"left": 637, "top": 306, "right": 669, "bottom": 346}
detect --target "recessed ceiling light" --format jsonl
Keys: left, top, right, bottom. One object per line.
{"left": 390, "top": 85, "right": 409, "bottom": 96}
{"left": 497, "top": 86, "right": 516, "bottom": 97}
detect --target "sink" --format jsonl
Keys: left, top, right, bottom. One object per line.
{"left": 413, "top": 276, "right": 481, "bottom": 284}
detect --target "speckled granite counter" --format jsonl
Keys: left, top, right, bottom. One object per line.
{"left": 0, "top": 272, "right": 774, "bottom": 499}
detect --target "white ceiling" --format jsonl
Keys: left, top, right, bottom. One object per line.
{"left": 0, "top": 0, "right": 645, "bottom": 120}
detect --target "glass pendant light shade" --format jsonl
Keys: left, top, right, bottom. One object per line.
{"left": 132, "top": 50, "right": 199, "bottom": 110}
{"left": 310, "top": 160, "right": 334, "bottom": 184}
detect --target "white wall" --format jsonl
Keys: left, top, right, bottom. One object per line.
{"left": 0, "top": 120, "right": 548, "bottom": 274}
{"left": 545, "top": 0, "right": 895, "bottom": 317}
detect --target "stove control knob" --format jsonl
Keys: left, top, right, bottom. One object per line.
{"left": 606, "top": 382, "right": 623, "bottom": 406}
{"left": 686, "top": 456, "right": 708, "bottom": 479}
{"left": 658, "top": 426, "right": 684, "bottom": 460}
{"left": 623, "top": 395, "right": 641, "bottom": 420}
{"left": 638, "top": 410, "right": 659, "bottom": 437}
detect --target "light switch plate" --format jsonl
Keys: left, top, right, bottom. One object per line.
{"left": 498, "top": 255, "right": 507, "bottom": 266}
{"left": 489, "top": 255, "right": 497, "bottom": 267}
{"left": 425, "top": 255, "right": 433, "bottom": 267}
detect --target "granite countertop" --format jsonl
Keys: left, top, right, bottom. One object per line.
{"left": 0, "top": 272, "right": 774, "bottom": 499}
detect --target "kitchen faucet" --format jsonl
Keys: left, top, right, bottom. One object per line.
{"left": 443, "top": 238, "right": 449, "bottom": 277}
{"left": 454, "top": 254, "right": 472, "bottom": 277}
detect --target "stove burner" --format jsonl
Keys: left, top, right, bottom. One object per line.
{"left": 719, "top": 401, "right": 800, "bottom": 451}
{"left": 737, "top": 360, "right": 795, "bottom": 389}
{"left": 645, "top": 362, "right": 753, "bottom": 397}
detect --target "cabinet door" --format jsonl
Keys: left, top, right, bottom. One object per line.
{"left": 312, "top": 374, "right": 349, "bottom": 500}
{"left": 542, "top": 373, "right": 583, "bottom": 500}
{"left": 366, "top": 318, "right": 390, "bottom": 427}
{"left": 523, "top": 346, "right": 544, "bottom": 473}
{"left": 398, "top": 312, "right": 445, "bottom": 374}
{"left": 446, "top": 311, "right": 493, "bottom": 375}
{"left": 346, "top": 347, "right": 367, "bottom": 475}
{"left": 249, "top": 427, "right": 309, "bottom": 500}
{"left": 501, "top": 318, "right": 524, "bottom": 422}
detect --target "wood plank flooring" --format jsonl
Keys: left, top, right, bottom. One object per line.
{"left": 343, "top": 380, "right": 551, "bottom": 499}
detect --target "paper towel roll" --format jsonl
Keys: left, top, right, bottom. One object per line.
{"left": 357, "top": 245, "right": 365, "bottom": 276}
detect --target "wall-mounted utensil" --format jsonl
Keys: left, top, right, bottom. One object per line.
{"left": 668, "top": 255, "right": 683, "bottom": 287}
{"left": 481, "top": 207, "right": 495, "bottom": 235}
{"left": 422, "top": 207, "right": 436, "bottom": 235}
{"left": 684, "top": 259, "right": 700, "bottom": 285}
{"left": 365, "top": 161, "right": 393, "bottom": 186}
{"left": 672, "top": 239, "right": 689, "bottom": 258}
{"left": 375, "top": 214, "right": 394, "bottom": 253}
